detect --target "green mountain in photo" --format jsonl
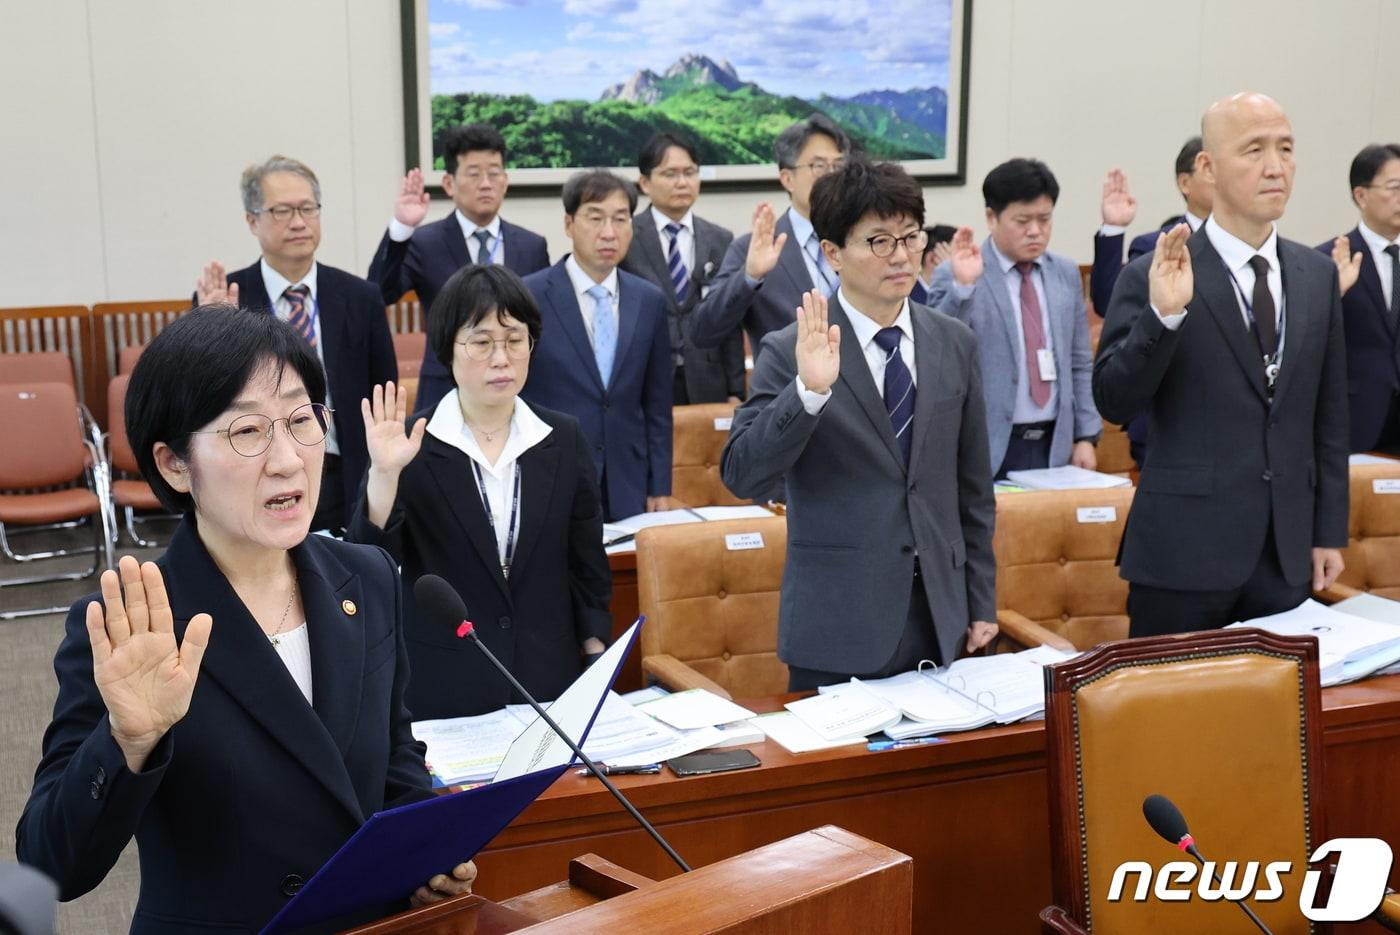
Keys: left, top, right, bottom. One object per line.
{"left": 430, "top": 53, "right": 947, "bottom": 170}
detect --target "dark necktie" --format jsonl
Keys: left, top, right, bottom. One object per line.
{"left": 284, "top": 285, "right": 315, "bottom": 348}
{"left": 1247, "top": 254, "right": 1278, "bottom": 358}
{"left": 1015, "top": 262, "right": 1051, "bottom": 407}
{"left": 473, "top": 229, "right": 494, "bottom": 265}
{"left": 873, "top": 327, "right": 916, "bottom": 466}
{"left": 1385, "top": 244, "right": 1400, "bottom": 326}
{"left": 664, "top": 222, "right": 690, "bottom": 299}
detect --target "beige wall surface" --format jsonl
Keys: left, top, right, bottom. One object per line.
{"left": 0, "top": 0, "right": 1391, "bottom": 307}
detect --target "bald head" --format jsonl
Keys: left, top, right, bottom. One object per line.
{"left": 1197, "top": 92, "right": 1295, "bottom": 244}
{"left": 1201, "top": 93, "right": 1288, "bottom": 153}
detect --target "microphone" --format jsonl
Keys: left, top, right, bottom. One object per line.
{"left": 414, "top": 574, "right": 690, "bottom": 873}
{"left": 1142, "top": 794, "right": 1272, "bottom": 934}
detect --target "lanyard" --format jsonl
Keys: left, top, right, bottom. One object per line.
{"left": 1223, "top": 265, "right": 1286, "bottom": 386}
{"left": 472, "top": 460, "right": 521, "bottom": 579}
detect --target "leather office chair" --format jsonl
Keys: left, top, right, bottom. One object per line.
{"left": 1041, "top": 628, "right": 1327, "bottom": 934}
{"left": 1095, "top": 421, "right": 1136, "bottom": 479}
{"left": 636, "top": 516, "right": 787, "bottom": 699}
{"left": 106, "top": 374, "right": 174, "bottom": 548}
{"left": 993, "top": 487, "right": 1135, "bottom": 652}
{"left": 671, "top": 403, "right": 747, "bottom": 508}
{"left": 117, "top": 343, "right": 145, "bottom": 374}
{"left": 1319, "top": 461, "right": 1400, "bottom": 603}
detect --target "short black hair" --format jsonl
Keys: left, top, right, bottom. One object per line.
{"left": 810, "top": 160, "right": 925, "bottom": 247}
{"left": 773, "top": 114, "right": 852, "bottom": 170}
{"left": 639, "top": 133, "right": 699, "bottom": 177}
{"left": 923, "top": 224, "right": 957, "bottom": 259}
{"left": 982, "top": 158, "right": 1060, "bottom": 214}
{"left": 1175, "top": 136, "right": 1204, "bottom": 178}
{"left": 126, "top": 306, "right": 326, "bottom": 514}
{"left": 442, "top": 124, "right": 507, "bottom": 175}
{"left": 562, "top": 169, "right": 637, "bottom": 215}
{"left": 430, "top": 265, "right": 543, "bottom": 374}
{"left": 1350, "top": 143, "right": 1400, "bottom": 195}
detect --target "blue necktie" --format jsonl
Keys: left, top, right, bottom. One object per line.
{"left": 805, "top": 233, "right": 839, "bottom": 297}
{"left": 664, "top": 222, "right": 690, "bottom": 299}
{"left": 473, "top": 229, "right": 494, "bottom": 265}
{"left": 587, "top": 284, "right": 616, "bottom": 388}
{"left": 873, "top": 327, "right": 915, "bottom": 466}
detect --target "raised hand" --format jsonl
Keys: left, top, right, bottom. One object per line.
{"left": 195, "top": 261, "right": 240, "bottom": 307}
{"left": 795, "top": 289, "right": 840, "bottom": 395}
{"left": 930, "top": 240, "right": 954, "bottom": 271}
{"left": 362, "top": 382, "right": 427, "bottom": 476}
{"left": 949, "top": 226, "right": 983, "bottom": 286}
{"left": 1101, "top": 168, "right": 1138, "bottom": 227}
{"left": 88, "top": 556, "right": 212, "bottom": 773}
{"left": 1149, "top": 223, "right": 1194, "bottom": 317}
{"left": 744, "top": 202, "right": 789, "bottom": 280}
{"left": 1330, "top": 236, "right": 1362, "bottom": 297}
{"left": 394, "top": 168, "right": 431, "bottom": 229}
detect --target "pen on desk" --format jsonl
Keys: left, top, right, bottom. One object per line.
{"left": 604, "top": 533, "right": 636, "bottom": 547}
{"left": 867, "top": 737, "right": 946, "bottom": 752}
{"left": 576, "top": 763, "right": 661, "bottom": 776}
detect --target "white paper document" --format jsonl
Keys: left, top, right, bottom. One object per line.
{"left": 751, "top": 711, "right": 867, "bottom": 754}
{"left": 1232, "top": 599, "right": 1400, "bottom": 686}
{"left": 412, "top": 709, "right": 523, "bottom": 785}
{"left": 689, "top": 505, "right": 776, "bottom": 521}
{"left": 635, "top": 688, "right": 757, "bottom": 730}
{"left": 785, "top": 684, "right": 903, "bottom": 741}
{"left": 1004, "top": 465, "right": 1132, "bottom": 490}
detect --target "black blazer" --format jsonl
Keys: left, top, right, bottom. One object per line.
{"left": 346, "top": 404, "right": 611, "bottom": 719}
{"left": 1093, "top": 227, "right": 1349, "bottom": 591}
{"left": 367, "top": 215, "right": 550, "bottom": 410}
{"left": 16, "top": 520, "right": 432, "bottom": 933}
{"left": 1316, "top": 227, "right": 1399, "bottom": 451}
{"left": 1089, "top": 218, "right": 1185, "bottom": 317}
{"left": 224, "top": 261, "right": 398, "bottom": 513}
{"left": 621, "top": 209, "right": 745, "bottom": 401}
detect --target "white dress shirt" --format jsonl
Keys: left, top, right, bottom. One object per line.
{"left": 651, "top": 206, "right": 695, "bottom": 274}
{"left": 1358, "top": 220, "right": 1400, "bottom": 311}
{"left": 796, "top": 290, "right": 915, "bottom": 414}
{"left": 426, "top": 391, "right": 554, "bottom": 567}
{"left": 271, "top": 621, "right": 313, "bottom": 704}
{"left": 786, "top": 207, "right": 836, "bottom": 292}
{"left": 387, "top": 210, "right": 506, "bottom": 266}
{"left": 259, "top": 259, "right": 338, "bottom": 455}
{"left": 565, "top": 255, "right": 620, "bottom": 341}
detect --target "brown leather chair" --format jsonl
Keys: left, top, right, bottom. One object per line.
{"left": 1095, "top": 420, "right": 1136, "bottom": 479}
{"left": 106, "top": 374, "right": 174, "bottom": 547}
{"left": 636, "top": 516, "right": 787, "bottom": 699}
{"left": 993, "top": 487, "right": 1135, "bottom": 652}
{"left": 0, "top": 351, "right": 74, "bottom": 387}
{"left": 671, "top": 403, "right": 747, "bottom": 508}
{"left": 117, "top": 343, "right": 146, "bottom": 374}
{"left": 1041, "top": 629, "right": 1328, "bottom": 934}
{"left": 1319, "top": 461, "right": 1400, "bottom": 604}
{"left": 393, "top": 332, "right": 426, "bottom": 379}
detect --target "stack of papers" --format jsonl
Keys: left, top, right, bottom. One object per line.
{"left": 1005, "top": 466, "right": 1133, "bottom": 490}
{"left": 634, "top": 688, "right": 757, "bottom": 730}
{"left": 784, "top": 685, "right": 903, "bottom": 741}
{"left": 412, "top": 709, "right": 528, "bottom": 785}
{"left": 603, "top": 505, "right": 778, "bottom": 552}
{"left": 1232, "top": 599, "right": 1400, "bottom": 686}
{"left": 1332, "top": 594, "right": 1400, "bottom": 676}
{"left": 751, "top": 711, "right": 868, "bottom": 754}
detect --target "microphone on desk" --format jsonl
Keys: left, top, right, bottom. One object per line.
{"left": 1142, "top": 794, "right": 1274, "bottom": 935}
{"left": 413, "top": 574, "right": 691, "bottom": 874}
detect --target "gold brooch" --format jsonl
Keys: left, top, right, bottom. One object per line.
{"left": 342, "top": 600, "right": 357, "bottom": 616}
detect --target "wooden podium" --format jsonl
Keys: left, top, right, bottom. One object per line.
{"left": 343, "top": 826, "right": 911, "bottom": 934}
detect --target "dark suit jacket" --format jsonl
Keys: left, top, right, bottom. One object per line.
{"left": 367, "top": 214, "right": 550, "bottom": 409}
{"left": 721, "top": 299, "right": 996, "bottom": 671}
{"left": 16, "top": 520, "right": 432, "bottom": 933}
{"left": 690, "top": 210, "right": 818, "bottom": 356}
{"left": 224, "top": 261, "right": 398, "bottom": 512}
{"left": 1093, "top": 227, "right": 1349, "bottom": 590}
{"left": 621, "top": 209, "right": 745, "bottom": 401}
{"left": 520, "top": 261, "right": 673, "bottom": 519}
{"left": 1316, "top": 227, "right": 1399, "bottom": 451}
{"left": 1089, "top": 220, "right": 1182, "bottom": 316}
{"left": 346, "top": 405, "right": 611, "bottom": 719}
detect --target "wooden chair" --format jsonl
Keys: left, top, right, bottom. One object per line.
{"left": 671, "top": 402, "right": 746, "bottom": 507}
{"left": 1319, "top": 461, "right": 1400, "bottom": 603}
{"left": 392, "top": 331, "right": 426, "bottom": 378}
{"left": 106, "top": 374, "right": 175, "bottom": 548}
{"left": 90, "top": 300, "right": 189, "bottom": 427}
{"left": 635, "top": 516, "right": 787, "bottom": 698}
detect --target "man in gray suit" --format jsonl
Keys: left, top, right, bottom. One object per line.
{"left": 690, "top": 115, "right": 851, "bottom": 358}
{"left": 929, "top": 158, "right": 1102, "bottom": 478}
{"left": 1094, "top": 92, "right": 1348, "bottom": 636}
{"left": 622, "top": 133, "right": 746, "bottom": 404}
{"left": 723, "top": 160, "right": 997, "bottom": 689}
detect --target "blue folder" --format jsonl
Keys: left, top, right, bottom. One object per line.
{"left": 261, "top": 619, "right": 643, "bottom": 934}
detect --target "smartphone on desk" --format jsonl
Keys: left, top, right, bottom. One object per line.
{"left": 666, "top": 749, "right": 761, "bottom": 776}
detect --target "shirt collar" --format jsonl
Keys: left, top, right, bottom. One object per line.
{"left": 837, "top": 288, "right": 913, "bottom": 349}
{"left": 1204, "top": 215, "right": 1279, "bottom": 275}
{"left": 455, "top": 210, "right": 502, "bottom": 243}
{"left": 260, "top": 258, "right": 318, "bottom": 304}
{"left": 985, "top": 238, "right": 1035, "bottom": 277}
{"left": 1358, "top": 220, "right": 1400, "bottom": 255}
{"left": 787, "top": 206, "right": 816, "bottom": 246}
{"left": 426, "top": 391, "right": 553, "bottom": 474}
{"left": 565, "top": 254, "right": 619, "bottom": 300}
{"left": 650, "top": 205, "right": 693, "bottom": 234}
{"left": 1184, "top": 211, "right": 1205, "bottom": 232}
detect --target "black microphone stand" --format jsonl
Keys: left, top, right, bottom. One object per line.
{"left": 1180, "top": 843, "right": 1272, "bottom": 935}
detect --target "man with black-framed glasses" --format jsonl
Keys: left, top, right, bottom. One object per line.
{"left": 194, "top": 154, "right": 397, "bottom": 533}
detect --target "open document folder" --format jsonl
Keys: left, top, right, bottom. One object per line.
{"left": 260, "top": 619, "right": 643, "bottom": 935}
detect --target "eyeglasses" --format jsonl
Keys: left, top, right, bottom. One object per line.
{"left": 190, "top": 403, "right": 333, "bottom": 457}
{"left": 255, "top": 203, "right": 322, "bottom": 222}
{"left": 455, "top": 333, "right": 534, "bottom": 361}
{"left": 792, "top": 158, "right": 846, "bottom": 175}
{"left": 461, "top": 169, "right": 506, "bottom": 184}
{"left": 863, "top": 230, "right": 929, "bottom": 258}
{"left": 1364, "top": 182, "right": 1400, "bottom": 194}
{"left": 654, "top": 167, "right": 699, "bottom": 181}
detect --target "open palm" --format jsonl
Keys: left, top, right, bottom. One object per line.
{"left": 363, "top": 381, "right": 427, "bottom": 474}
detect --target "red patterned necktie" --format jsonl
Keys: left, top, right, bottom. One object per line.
{"left": 1016, "top": 262, "right": 1051, "bottom": 407}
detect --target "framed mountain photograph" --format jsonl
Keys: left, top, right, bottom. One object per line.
{"left": 400, "top": 0, "right": 971, "bottom": 190}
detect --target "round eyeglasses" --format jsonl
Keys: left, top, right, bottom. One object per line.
{"left": 864, "top": 230, "right": 930, "bottom": 259}
{"left": 189, "top": 403, "right": 333, "bottom": 457}
{"left": 455, "top": 333, "right": 534, "bottom": 361}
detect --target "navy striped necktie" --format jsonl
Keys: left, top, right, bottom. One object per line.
{"left": 873, "top": 327, "right": 915, "bottom": 465}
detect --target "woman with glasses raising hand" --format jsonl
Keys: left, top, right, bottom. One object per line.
{"left": 348, "top": 265, "right": 611, "bottom": 719}
{"left": 18, "top": 307, "right": 475, "bottom": 933}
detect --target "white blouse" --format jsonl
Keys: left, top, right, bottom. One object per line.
{"left": 270, "top": 622, "right": 314, "bottom": 704}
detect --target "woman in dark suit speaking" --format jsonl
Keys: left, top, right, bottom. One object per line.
{"left": 17, "top": 308, "right": 474, "bottom": 933}
{"left": 348, "top": 265, "right": 611, "bottom": 719}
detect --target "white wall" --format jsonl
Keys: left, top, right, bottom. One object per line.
{"left": 1, "top": 0, "right": 1392, "bottom": 308}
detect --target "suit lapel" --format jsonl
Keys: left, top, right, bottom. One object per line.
{"left": 609, "top": 275, "right": 641, "bottom": 388}
{"left": 162, "top": 520, "right": 365, "bottom": 824}
{"left": 907, "top": 307, "right": 948, "bottom": 477}
{"left": 238, "top": 260, "right": 274, "bottom": 314}
{"left": 1189, "top": 231, "right": 1269, "bottom": 403}
{"left": 1269, "top": 240, "right": 1315, "bottom": 409}
{"left": 632, "top": 211, "right": 679, "bottom": 305}
{"left": 424, "top": 436, "right": 511, "bottom": 600}
{"left": 775, "top": 213, "right": 816, "bottom": 293}
{"left": 979, "top": 244, "right": 1021, "bottom": 368}
{"left": 831, "top": 298, "right": 904, "bottom": 471}
{"left": 440, "top": 214, "right": 469, "bottom": 271}
{"left": 505, "top": 433, "right": 559, "bottom": 582}
{"left": 545, "top": 263, "right": 606, "bottom": 393}
{"left": 1351, "top": 228, "right": 1392, "bottom": 337}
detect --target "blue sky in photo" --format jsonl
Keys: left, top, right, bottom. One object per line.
{"left": 428, "top": 0, "right": 953, "bottom": 102}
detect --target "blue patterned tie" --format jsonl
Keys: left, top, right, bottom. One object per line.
{"left": 664, "top": 222, "right": 690, "bottom": 299}
{"left": 284, "top": 285, "right": 315, "bottom": 348}
{"left": 805, "top": 232, "right": 839, "bottom": 297}
{"left": 873, "top": 327, "right": 915, "bottom": 465}
{"left": 473, "top": 229, "right": 494, "bottom": 265}
{"left": 587, "top": 284, "right": 616, "bottom": 388}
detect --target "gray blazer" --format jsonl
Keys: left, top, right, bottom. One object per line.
{"left": 622, "top": 209, "right": 746, "bottom": 401}
{"left": 721, "top": 298, "right": 997, "bottom": 671}
{"left": 928, "top": 240, "right": 1101, "bottom": 470}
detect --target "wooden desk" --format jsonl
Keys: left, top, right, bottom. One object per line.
{"left": 470, "top": 677, "right": 1400, "bottom": 934}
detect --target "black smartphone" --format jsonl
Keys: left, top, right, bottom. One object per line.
{"left": 666, "top": 749, "right": 761, "bottom": 776}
